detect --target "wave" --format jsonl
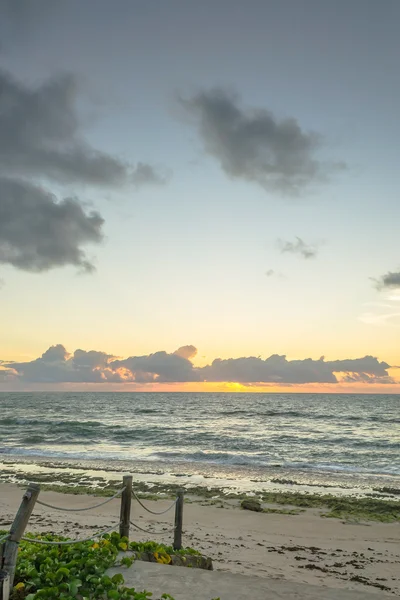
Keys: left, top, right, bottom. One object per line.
{"left": 218, "top": 409, "right": 400, "bottom": 424}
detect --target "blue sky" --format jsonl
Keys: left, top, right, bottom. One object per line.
{"left": 1, "top": 0, "right": 399, "bottom": 390}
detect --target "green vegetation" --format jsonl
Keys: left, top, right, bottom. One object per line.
{"left": 256, "top": 491, "right": 400, "bottom": 522}
{"left": 4, "top": 465, "right": 399, "bottom": 522}
{"left": 0, "top": 530, "right": 201, "bottom": 599}
{"left": 262, "top": 507, "right": 305, "bottom": 515}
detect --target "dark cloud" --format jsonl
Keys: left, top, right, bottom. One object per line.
{"left": 111, "top": 350, "right": 199, "bottom": 383}
{"left": 374, "top": 271, "right": 400, "bottom": 290}
{"left": 0, "top": 68, "right": 167, "bottom": 275}
{"left": 41, "top": 345, "right": 70, "bottom": 362}
{"left": 73, "top": 349, "right": 114, "bottom": 370}
{"left": 201, "top": 354, "right": 392, "bottom": 384}
{"left": 3, "top": 345, "right": 121, "bottom": 384}
{"left": 278, "top": 237, "right": 318, "bottom": 259}
{"left": 180, "top": 88, "right": 344, "bottom": 194}
{"left": 0, "top": 70, "right": 165, "bottom": 187}
{"left": 0, "top": 178, "right": 103, "bottom": 272}
{"left": 0, "top": 346, "right": 393, "bottom": 386}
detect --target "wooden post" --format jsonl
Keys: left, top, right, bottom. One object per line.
{"left": 0, "top": 569, "right": 10, "bottom": 600}
{"left": 1, "top": 483, "right": 40, "bottom": 589}
{"left": 173, "top": 491, "right": 184, "bottom": 550}
{"left": 119, "top": 475, "right": 132, "bottom": 540}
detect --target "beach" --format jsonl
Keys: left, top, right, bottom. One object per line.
{"left": 1, "top": 392, "right": 399, "bottom": 596}
{"left": 1, "top": 482, "right": 399, "bottom": 597}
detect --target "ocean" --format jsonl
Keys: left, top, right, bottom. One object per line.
{"left": 0, "top": 392, "right": 399, "bottom": 496}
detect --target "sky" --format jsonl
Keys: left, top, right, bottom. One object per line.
{"left": 0, "top": 0, "right": 399, "bottom": 393}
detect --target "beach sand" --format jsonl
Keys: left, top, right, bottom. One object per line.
{"left": 1, "top": 483, "right": 399, "bottom": 596}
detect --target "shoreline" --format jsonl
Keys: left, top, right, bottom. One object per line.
{"left": 1, "top": 454, "right": 400, "bottom": 503}
{"left": 1, "top": 482, "right": 399, "bottom": 596}
{"left": 1, "top": 455, "right": 399, "bottom": 526}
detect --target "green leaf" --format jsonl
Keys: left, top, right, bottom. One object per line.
{"left": 68, "top": 578, "right": 82, "bottom": 595}
{"left": 111, "top": 573, "right": 125, "bottom": 585}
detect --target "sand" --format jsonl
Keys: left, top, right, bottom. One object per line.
{"left": 1, "top": 483, "right": 399, "bottom": 596}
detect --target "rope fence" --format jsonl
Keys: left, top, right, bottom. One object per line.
{"left": 131, "top": 488, "right": 177, "bottom": 515}
{"left": 36, "top": 486, "right": 126, "bottom": 512}
{"left": 1, "top": 476, "right": 185, "bottom": 597}
{"left": 130, "top": 520, "right": 176, "bottom": 536}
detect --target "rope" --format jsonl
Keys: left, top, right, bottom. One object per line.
{"left": 130, "top": 520, "right": 176, "bottom": 536}
{"left": 21, "top": 523, "right": 120, "bottom": 545}
{"left": 0, "top": 533, "right": 10, "bottom": 544}
{"left": 36, "top": 487, "right": 126, "bottom": 512}
{"left": 132, "top": 489, "right": 177, "bottom": 515}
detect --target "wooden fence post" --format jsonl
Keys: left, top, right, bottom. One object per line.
{"left": 173, "top": 490, "right": 184, "bottom": 550}
{"left": 119, "top": 475, "right": 132, "bottom": 540}
{"left": 1, "top": 483, "right": 40, "bottom": 590}
{"left": 0, "top": 569, "right": 10, "bottom": 600}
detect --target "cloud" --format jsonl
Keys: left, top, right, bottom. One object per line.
{"left": 374, "top": 271, "right": 400, "bottom": 290}
{"left": 0, "top": 68, "right": 167, "bottom": 274}
{"left": 131, "top": 163, "right": 169, "bottom": 187}
{"left": 173, "top": 345, "right": 198, "bottom": 360}
{"left": 265, "top": 269, "right": 285, "bottom": 279}
{"left": 201, "top": 355, "right": 391, "bottom": 384}
{"left": 0, "top": 70, "right": 165, "bottom": 188}
{"left": 0, "top": 178, "right": 104, "bottom": 272}
{"left": 111, "top": 350, "right": 200, "bottom": 383}
{"left": 1, "top": 345, "right": 393, "bottom": 386}
{"left": 2, "top": 345, "right": 120, "bottom": 384}
{"left": 179, "top": 88, "right": 344, "bottom": 194}
{"left": 359, "top": 290, "right": 400, "bottom": 328}
{"left": 278, "top": 237, "right": 318, "bottom": 259}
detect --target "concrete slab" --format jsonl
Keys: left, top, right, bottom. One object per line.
{"left": 108, "top": 561, "right": 382, "bottom": 600}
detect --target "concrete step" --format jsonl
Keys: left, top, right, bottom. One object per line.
{"left": 108, "top": 560, "right": 383, "bottom": 600}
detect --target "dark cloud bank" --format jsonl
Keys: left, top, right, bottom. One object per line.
{"left": 0, "top": 344, "right": 393, "bottom": 386}
{"left": 0, "top": 69, "right": 165, "bottom": 273}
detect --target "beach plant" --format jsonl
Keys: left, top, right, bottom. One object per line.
{"left": 0, "top": 530, "right": 200, "bottom": 599}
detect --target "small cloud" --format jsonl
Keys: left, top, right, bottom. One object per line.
{"left": 278, "top": 237, "right": 318, "bottom": 259}
{"left": 131, "top": 163, "right": 170, "bottom": 187}
{"left": 173, "top": 345, "right": 198, "bottom": 360}
{"left": 359, "top": 312, "right": 400, "bottom": 327}
{"left": 265, "top": 269, "right": 285, "bottom": 279}
{"left": 359, "top": 290, "right": 400, "bottom": 328}
{"left": 373, "top": 270, "right": 400, "bottom": 290}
